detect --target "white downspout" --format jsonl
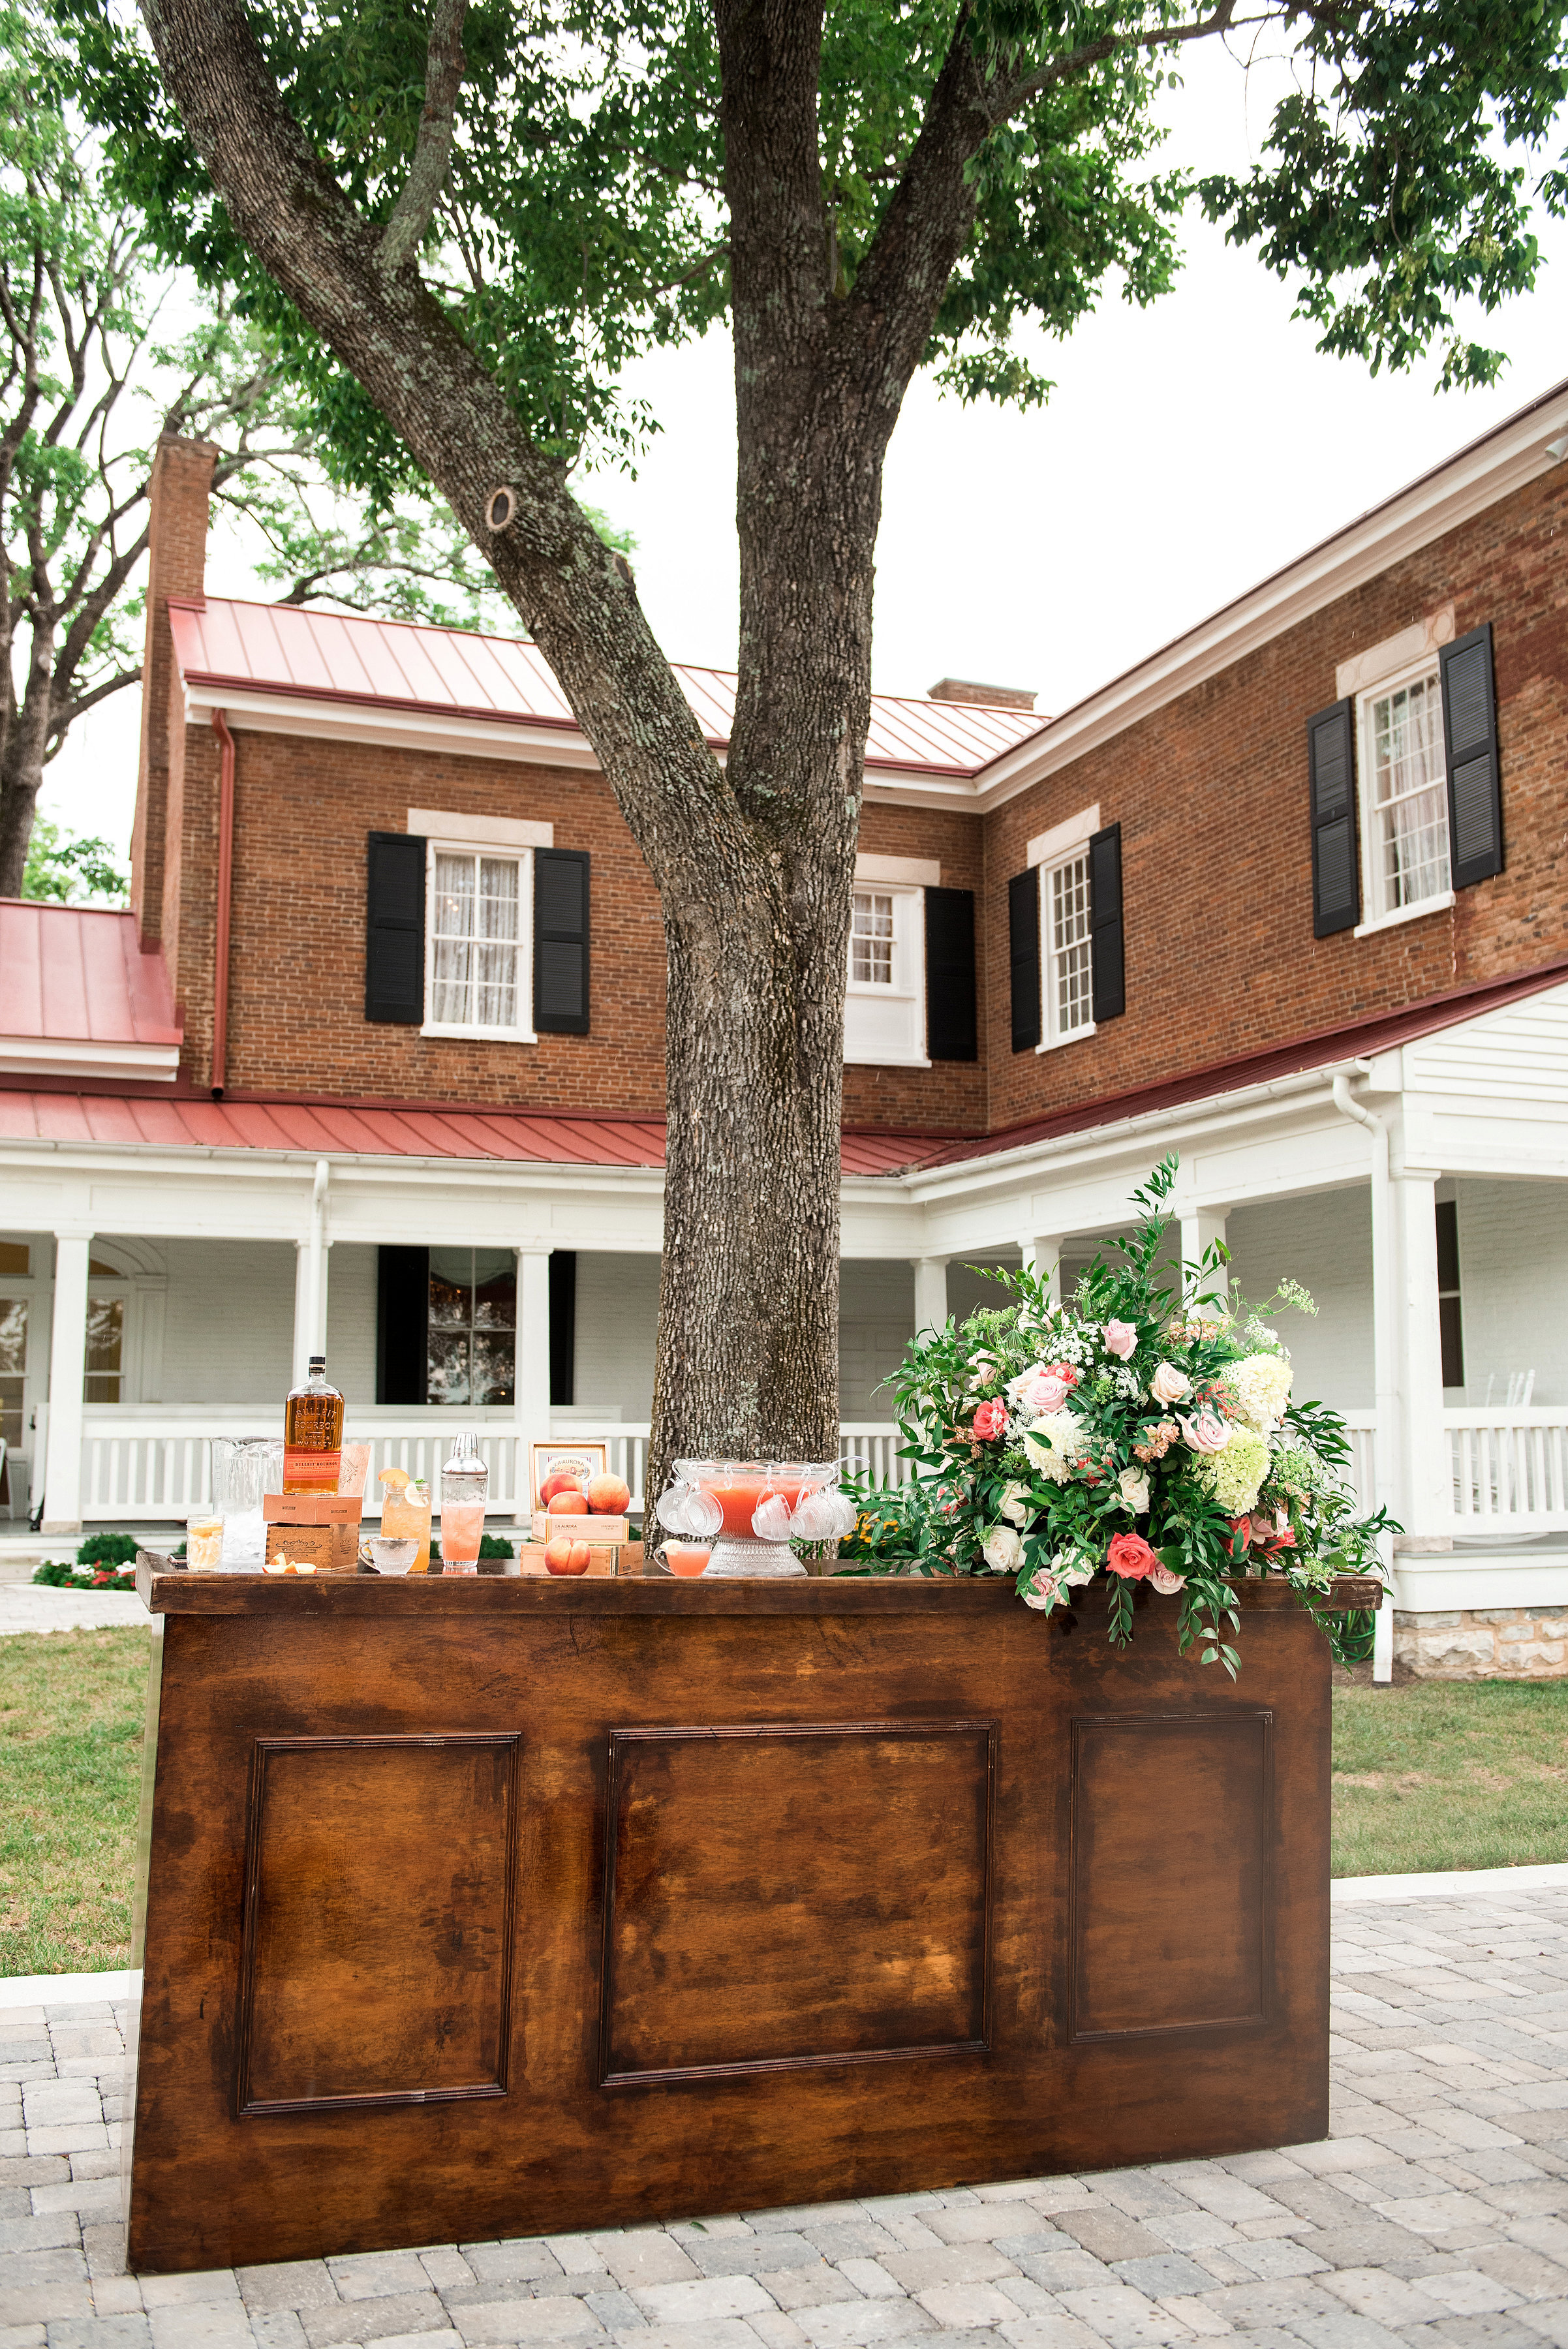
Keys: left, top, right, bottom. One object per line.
{"left": 1332, "top": 1073, "right": 1396, "bottom": 1684}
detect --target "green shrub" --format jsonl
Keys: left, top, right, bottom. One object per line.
{"left": 76, "top": 1533, "right": 138, "bottom": 1567}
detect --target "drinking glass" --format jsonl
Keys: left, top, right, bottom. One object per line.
{"left": 369, "top": 1534, "right": 419, "bottom": 1576}
{"left": 212, "top": 1437, "right": 284, "bottom": 1569}
{"left": 187, "top": 1514, "right": 223, "bottom": 1571}
{"left": 440, "top": 1432, "right": 489, "bottom": 1573}
{"left": 378, "top": 1471, "right": 432, "bottom": 1573}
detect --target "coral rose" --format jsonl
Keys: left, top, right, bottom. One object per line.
{"left": 1106, "top": 1531, "right": 1160, "bottom": 1580}
{"left": 1102, "top": 1319, "right": 1137, "bottom": 1360}
{"left": 1149, "top": 1360, "right": 1190, "bottom": 1405}
{"left": 971, "top": 1398, "right": 1008, "bottom": 1441}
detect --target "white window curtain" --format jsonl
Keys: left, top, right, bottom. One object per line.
{"left": 1367, "top": 671, "right": 1450, "bottom": 915}
{"left": 431, "top": 852, "right": 521, "bottom": 1029}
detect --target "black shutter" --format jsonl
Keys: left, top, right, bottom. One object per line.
{"left": 1308, "top": 699, "right": 1359, "bottom": 936}
{"left": 1088, "top": 823, "right": 1125, "bottom": 1022}
{"left": 1008, "top": 867, "right": 1040, "bottom": 1052}
{"left": 549, "top": 1250, "right": 576, "bottom": 1406}
{"left": 924, "top": 887, "right": 977, "bottom": 1062}
{"left": 376, "top": 1245, "right": 429, "bottom": 1405}
{"left": 1439, "top": 624, "right": 1503, "bottom": 888}
{"left": 534, "top": 849, "right": 590, "bottom": 1034}
{"left": 365, "top": 831, "right": 426, "bottom": 1022}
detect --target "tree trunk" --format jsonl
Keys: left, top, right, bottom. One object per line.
{"left": 0, "top": 760, "right": 40, "bottom": 898}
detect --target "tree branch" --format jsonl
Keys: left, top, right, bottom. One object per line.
{"left": 378, "top": 0, "right": 469, "bottom": 275}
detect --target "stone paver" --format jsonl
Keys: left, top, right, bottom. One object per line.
{"left": 3, "top": 1890, "right": 1567, "bottom": 2349}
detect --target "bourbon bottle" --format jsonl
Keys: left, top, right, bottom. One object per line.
{"left": 284, "top": 1355, "right": 345, "bottom": 1494}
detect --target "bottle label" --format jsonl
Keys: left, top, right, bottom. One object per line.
{"left": 284, "top": 1447, "right": 341, "bottom": 1489}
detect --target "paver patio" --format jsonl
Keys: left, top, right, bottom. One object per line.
{"left": 3, "top": 1884, "right": 1565, "bottom": 2349}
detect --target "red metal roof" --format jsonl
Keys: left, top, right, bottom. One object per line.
{"left": 915, "top": 958, "right": 1568, "bottom": 1174}
{"left": 168, "top": 598, "right": 1047, "bottom": 779}
{"left": 0, "top": 1083, "right": 941, "bottom": 1174}
{"left": 0, "top": 901, "right": 181, "bottom": 1045}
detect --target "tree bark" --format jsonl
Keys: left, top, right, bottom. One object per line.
{"left": 136, "top": 0, "right": 996, "bottom": 1509}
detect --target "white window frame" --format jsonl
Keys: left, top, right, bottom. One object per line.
{"left": 844, "top": 879, "right": 929, "bottom": 1067}
{"left": 1036, "top": 845, "right": 1096, "bottom": 1054}
{"left": 1352, "top": 654, "right": 1455, "bottom": 939}
{"left": 421, "top": 835, "right": 538, "bottom": 1043}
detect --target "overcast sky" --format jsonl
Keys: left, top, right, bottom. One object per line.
{"left": 44, "top": 40, "right": 1568, "bottom": 859}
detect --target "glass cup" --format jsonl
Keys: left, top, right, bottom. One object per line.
{"left": 662, "top": 1544, "right": 711, "bottom": 1577}
{"left": 212, "top": 1436, "right": 284, "bottom": 1569}
{"left": 378, "top": 1471, "right": 432, "bottom": 1573}
{"left": 187, "top": 1514, "right": 223, "bottom": 1571}
{"left": 440, "top": 1432, "right": 489, "bottom": 1574}
{"left": 369, "top": 1534, "right": 419, "bottom": 1576}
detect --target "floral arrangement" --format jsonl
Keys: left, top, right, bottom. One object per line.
{"left": 887, "top": 1158, "right": 1392, "bottom": 1673}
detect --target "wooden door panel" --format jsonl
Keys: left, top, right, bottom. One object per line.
{"left": 1069, "top": 1712, "right": 1271, "bottom": 2041}
{"left": 237, "top": 1733, "right": 520, "bottom": 2113}
{"left": 599, "top": 1720, "right": 994, "bottom": 2081}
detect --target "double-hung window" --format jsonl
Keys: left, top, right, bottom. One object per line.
{"left": 1359, "top": 665, "right": 1451, "bottom": 923}
{"left": 424, "top": 840, "right": 536, "bottom": 1041}
{"left": 1040, "top": 848, "right": 1094, "bottom": 1049}
{"left": 844, "top": 873, "right": 929, "bottom": 1066}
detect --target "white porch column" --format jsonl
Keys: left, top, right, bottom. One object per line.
{"left": 292, "top": 1160, "right": 332, "bottom": 1384}
{"left": 291, "top": 1242, "right": 313, "bottom": 1389}
{"left": 911, "top": 1257, "right": 950, "bottom": 1335}
{"left": 1020, "top": 1235, "right": 1065, "bottom": 1308}
{"left": 1392, "top": 1167, "right": 1450, "bottom": 1543}
{"left": 1179, "top": 1208, "right": 1230, "bottom": 1315}
{"left": 41, "top": 1229, "right": 91, "bottom": 1533}
{"left": 514, "top": 1248, "right": 551, "bottom": 1522}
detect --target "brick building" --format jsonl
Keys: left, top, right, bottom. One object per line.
{"left": 3, "top": 381, "right": 1567, "bottom": 1676}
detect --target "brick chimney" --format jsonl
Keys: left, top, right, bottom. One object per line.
{"left": 131, "top": 436, "right": 217, "bottom": 947}
{"left": 928, "top": 677, "right": 1037, "bottom": 711}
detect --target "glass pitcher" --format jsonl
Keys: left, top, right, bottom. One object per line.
{"left": 211, "top": 1436, "right": 284, "bottom": 1569}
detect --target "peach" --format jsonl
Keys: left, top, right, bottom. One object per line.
{"left": 585, "top": 1473, "right": 631, "bottom": 1514}
{"left": 549, "top": 1490, "right": 589, "bottom": 1516}
{"left": 544, "top": 1537, "right": 591, "bottom": 1576}
{"left": 539, "top": 1470, "right": 584, "bottom": 1505}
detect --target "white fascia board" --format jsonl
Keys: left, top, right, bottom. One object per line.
{"left": 0, "top": 1037, "right": 180, "bottom": 1080}
{"left": 1393, "top": 1554, "right": 1568, "bottom": 1612}
{"left": 183, "top": 683, "right": 603, "bottom": 771}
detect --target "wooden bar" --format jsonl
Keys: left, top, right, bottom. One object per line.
{"left": 125, "top": 1571, "right": 1345, "bottom": 2275}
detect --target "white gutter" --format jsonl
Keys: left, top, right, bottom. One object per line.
{"left": 306, "top": 1158, "right": 330, "bottom": 1360}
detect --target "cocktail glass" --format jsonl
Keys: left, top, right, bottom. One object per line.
{"left": 187, "top": 1514, "right": 223, "bottom": 1571}
{"left": 439, "top": 1501, "right": 485, "bottom": 1571}
{"left": 378, "top": 1471, "right": 432, "bottom": 1573}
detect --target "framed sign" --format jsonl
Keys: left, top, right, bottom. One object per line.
{"left": 529, "top": 1441, "right": 608, "bottom": 1512}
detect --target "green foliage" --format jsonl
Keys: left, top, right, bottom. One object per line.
{"left": 74, "top": 1533, "right": 138, "bottom": 1566}
{"left": 51, "top": 0, "right": 1568, "bottom": 517}
{"left": 887, "top": 1154, "right": 1396, "bottom": 1676}
{"left": 836, "top": 1475, "right": 929, "bottom": 1561}
{"left": 22, "top": 820, "right": 127, "bottom": 906}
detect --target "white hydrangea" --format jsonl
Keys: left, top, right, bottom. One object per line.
{"left": 1022, "top": 1410, "right": 1088, "bottom": 1486}
{"left": 1197, "top": 1425, "right": 1270, "bottom": 1514}
{"left": 1229, "top": 1351, "right": 1293, "bottom": 1432}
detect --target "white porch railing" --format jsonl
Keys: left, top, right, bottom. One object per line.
{"left": 1447, "top": 1407, "right": 1568, "bottom": 1530}
{"left": 1342, "top": 1411, "right": 1378, "bottom": 1516}
{"left": 68, "top": 1415, "right": 912, "bottom": 1523}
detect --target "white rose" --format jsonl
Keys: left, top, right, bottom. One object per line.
{"left": 1117, "top": 1466, "right": 1150, "bottom": 1514}
{"left": 981, "top": 1524, "right": 1024, "bottom": 1573}
{"left": 999, "top": 1480, "right": 1030, "bottom": 1527}
{"left": 1055, "top": 1550, "right": 1097, "bottom": 1587}
{"left": 1149, "top": 1360, "right": 1190, "bottom": 1405}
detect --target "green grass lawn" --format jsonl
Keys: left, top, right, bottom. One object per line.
{"left": 1, "top": 1626, "right": 149, "bottom": 1976}
{"left": 3, "top": 1627, "right": 1568, "bottom": 1975}
{"left": 1332, "top": 1674, "right": 1568, "bottom": 1877}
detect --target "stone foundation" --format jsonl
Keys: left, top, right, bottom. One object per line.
{"left": 1392, "top": 1606, "right": 1568, "bottom": 1679}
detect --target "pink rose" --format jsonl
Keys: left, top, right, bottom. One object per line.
{"left": 1013, "top": 1365, "right": 1070, "bottom": 1415}
{"left": 1149, "top": 1360, "right": 1190, "bottom": 1405}
{"left": 1102, "top": 1320, "right": 1137, "bottom": 1360}
{"left": 1180, "top": 1409, "right": 1231, "bottom": 1455}
{"left": 971, "top": 1398, "right": 1008, "bottom": 1441}
{"left": 1148, "top": 1561, "right": 1186, "bottom": 1595}
{"left": 1106, "top": 1531, "right": 1160, "bottom": 1580}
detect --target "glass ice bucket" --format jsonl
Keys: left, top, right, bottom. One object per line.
{"left": 211, "top": 1437, "right": 284, "bottom": 1569}
{"left": 654, "top": 1459, "right": 855, "bottom": 1578}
